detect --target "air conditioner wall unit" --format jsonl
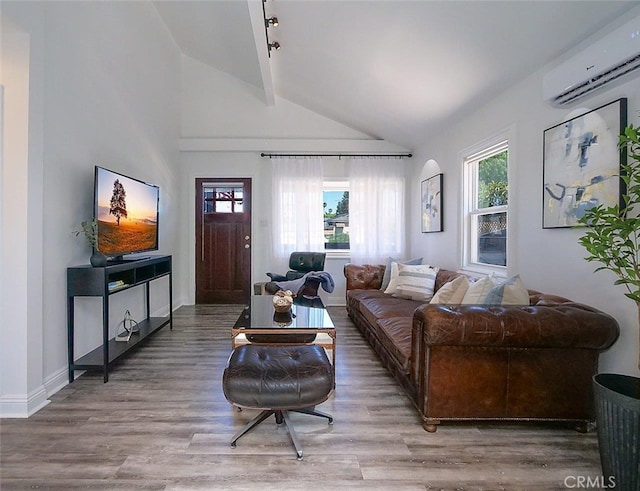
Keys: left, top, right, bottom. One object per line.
{"left": 543, "top": 14, "right": 640, "bottom": 106}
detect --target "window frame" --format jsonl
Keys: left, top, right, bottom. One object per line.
{"left": 323, "top": 180, "right": 350, "bottom": 257}
{"left": 461, "top": 128, "right": 514, "bottom": 276}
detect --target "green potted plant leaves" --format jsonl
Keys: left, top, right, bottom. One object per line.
{"left": 577, "top": 124, "right": 640, "bottom": 490}
{"left": 74, "top": 219, "right": 108, "bottom": 267}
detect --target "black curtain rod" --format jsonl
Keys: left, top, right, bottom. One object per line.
{"left": 260, "top": 153, "right": 412, "bottom": 158}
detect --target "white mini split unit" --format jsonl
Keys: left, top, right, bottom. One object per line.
{"left": 543, "top": 14, "right": 640, "bottom": 106}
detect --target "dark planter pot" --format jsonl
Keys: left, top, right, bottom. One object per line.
{"left": 593, "top": 373, "right": 640, "bottom": 491}
{"left": 90, "top": 251, "right": 109, "bottom": 267}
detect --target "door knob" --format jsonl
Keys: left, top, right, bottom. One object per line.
{"left": 245, "top": 244, "right": 250, "bottom": 249}
{"left": 245, "top": 235, "right": 250, "bottom": 240}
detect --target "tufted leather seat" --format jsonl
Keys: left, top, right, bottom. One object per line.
{"left": 344, "top": 263, "right": 620, "bottom": 432}
{"left": 223, "top": 344, "right": 334, "bottom": 460}
{"left": 267, "top": 252, "right": 326, "bottom": 281}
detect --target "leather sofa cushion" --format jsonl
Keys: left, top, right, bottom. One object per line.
{"left": 359, "top": 295, "right": 423, "bottom": 328}
{"left": 376, "top": 317, "right": 414, "bottom": 372}
{"left": 346, "top": 288, "right": 387, "bottom": 316}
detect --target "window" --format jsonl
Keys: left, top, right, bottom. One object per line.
{"left": 323, "top": 182, "right": 349, "bottom": 251}
{"left": 463, "top": 139, "right": 509, "bottom": 273}
{"left": 203, "top": 183, "right": 244, "bottom": 214}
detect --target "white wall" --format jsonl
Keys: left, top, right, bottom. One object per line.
{"left": 0, "top": 1, "right": 181, "bottom": 416}
{"left": 409, "top": 41, "right": 640, "bottom": 376}
{"left": 179, "top": 56, "right": 389, "bottom": 306}
{"left": 0, "top": 11, "right": 46, "bottom": 416}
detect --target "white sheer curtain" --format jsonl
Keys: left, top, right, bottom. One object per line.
{"left": 270, "top": 157, "right": 325, "bottom": 270}
{"left": 348, "top": 157, "right": 406, "bottom": 264}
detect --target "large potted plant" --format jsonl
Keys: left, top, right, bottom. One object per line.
{"left": 577, "top": 124, "right": 640, "bottom": 491}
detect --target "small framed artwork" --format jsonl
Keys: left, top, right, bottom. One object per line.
{"left": 421, "top": 173, "right": 443, "bottom": 233}
{"left": 542, "top": 98, "right": 627, "bottom": 228}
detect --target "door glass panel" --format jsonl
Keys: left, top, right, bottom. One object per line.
{"left": 203, "top": 184, "right": 245, "bottom": 214}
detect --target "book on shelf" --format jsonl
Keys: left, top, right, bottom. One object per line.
{"left": 108, "top": 279, "right": 127, "bottom": 291}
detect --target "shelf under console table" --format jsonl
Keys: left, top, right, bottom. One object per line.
{"left": 67, "top": 255, "right": 173, "bottom": 383}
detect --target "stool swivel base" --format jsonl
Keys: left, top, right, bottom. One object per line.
{"left": 223, "top": 344, "right": 335, "bottom": 461}
{"left": 230, "top": 407, "right": 333, "bottom": 460}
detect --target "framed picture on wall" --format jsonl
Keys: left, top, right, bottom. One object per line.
{"left": 542, "top": 98, "right": 627, "bottom": 228}
{"left": 421, "top": 173, "right": 443, "bottom": 233}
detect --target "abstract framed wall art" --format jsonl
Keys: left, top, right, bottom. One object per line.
{"left": 542, "top": 98, "right": 627, "bottom": 228}
{"left": 421, "top": 173, "right": 443, "bottom": 233}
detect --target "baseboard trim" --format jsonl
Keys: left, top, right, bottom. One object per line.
{"left": 0, "top": 385, "right": 50, "bottom": 418}
{"left": 43, "top": 366, "right": 69, "bottom": 398}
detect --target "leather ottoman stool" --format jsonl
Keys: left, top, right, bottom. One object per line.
{"left": 222, "top": 344, "right": 334, "bottom": 460}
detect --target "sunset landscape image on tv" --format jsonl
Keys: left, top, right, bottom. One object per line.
{"left": 95, "top": 167, "right": 159, "bottom": 257}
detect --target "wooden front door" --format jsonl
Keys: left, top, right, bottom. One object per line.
{"left": 195, "top": 178, "right": 252, "bottom": 304}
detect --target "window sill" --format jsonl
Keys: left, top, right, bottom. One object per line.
{"left": 325, "top": 250, "right": 350, "bottom": 260}
{"left": 460, "top": 263, "right": 507, "bottom": 279}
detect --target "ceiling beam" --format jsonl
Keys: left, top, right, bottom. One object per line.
{"left": 247, "top": 0, "right": 275, "bottom": 106}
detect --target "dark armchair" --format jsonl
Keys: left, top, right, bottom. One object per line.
{"left": 264, "top": 252, "right": 333, "bottom": 298}
{"left": 266, "top": 252, "right": 326, "bottom": 281}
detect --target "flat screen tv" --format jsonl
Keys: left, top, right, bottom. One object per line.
{"left": 94, "top": 166, "right": 159, "bottom": 261}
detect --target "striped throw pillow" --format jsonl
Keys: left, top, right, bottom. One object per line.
{"left": 393, "top": 264, "right": 439, "bottom": 301}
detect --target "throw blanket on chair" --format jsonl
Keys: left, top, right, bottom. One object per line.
{"left": 274, "top": 271, "right": 335, "bottom": 296}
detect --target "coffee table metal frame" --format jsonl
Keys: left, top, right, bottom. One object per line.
{"left": 231, "top": 296, "right": 336, "bottom": 366}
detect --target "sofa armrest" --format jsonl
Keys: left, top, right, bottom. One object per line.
{"left": 412, "top": 303, "right": 620, "bottom": 350}
{"left": 344, "top": 263, "right": 385, "bottom": 291}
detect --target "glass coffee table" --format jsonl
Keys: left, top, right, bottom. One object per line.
{"left": 231, "top": 295, "right": 336, "bottom": 366}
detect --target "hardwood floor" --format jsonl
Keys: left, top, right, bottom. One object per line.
{"left": 1, "top": 305, "right": 604, "bottom": 490}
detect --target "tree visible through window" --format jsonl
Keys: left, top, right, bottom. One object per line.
{"left": 323, "top": 188, "right": 349, "bottom": 250}
{"left": 463, "top": 140, "right": 509, "bottom": 270}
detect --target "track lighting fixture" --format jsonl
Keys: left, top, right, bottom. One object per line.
{"left": 262, "top": 0, "right": 281, "bottom": 57}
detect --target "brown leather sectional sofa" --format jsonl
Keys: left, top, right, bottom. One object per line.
{"left": 344, "top": 264, "right": 620, "bottom": 432}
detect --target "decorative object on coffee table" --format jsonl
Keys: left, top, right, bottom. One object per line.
{"left": 272, "top": 290, "right": 294, "bottom": 313}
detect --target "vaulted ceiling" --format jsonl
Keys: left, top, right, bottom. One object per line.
{"left": 154, "top": 1, "right": 637, "bottom": 150}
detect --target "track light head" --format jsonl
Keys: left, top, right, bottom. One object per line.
{"left": 265, "top": 17, "right": 279, "bottom": 28}
{"left": 268, "top": 41, "right": 281, "bottom": 52}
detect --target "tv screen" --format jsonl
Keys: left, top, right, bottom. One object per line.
{"left": 94, "top": 166, "right": 159, "bottom": 260}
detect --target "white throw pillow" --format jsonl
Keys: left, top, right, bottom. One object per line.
{"left": 380, "top": 256, "right": 423, "bottom": 291}
{"left": 460, "top": 274, "right": 495, "bottom": 304}
{"left": 484, "top": 275, "right": 530, "bottom": 305}
{"left": 393, "top": 264, "right": 439, "bottom": 301}
{"left": 430, "top": 275, "right": 469, "bottom": 304}
{"left": 383, "top": 262, "right": 402, "bottom": 294}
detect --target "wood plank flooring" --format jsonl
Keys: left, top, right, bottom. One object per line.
{"left": 0, "top": 305, "right": 605, "bottom": 490}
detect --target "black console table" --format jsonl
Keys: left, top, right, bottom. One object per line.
{"left": 67, "top": 255, "right": 172, "bottom": 383}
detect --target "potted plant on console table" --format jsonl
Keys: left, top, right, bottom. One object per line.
{"left": 74, "top": 219, "right": 108, "bottom": 267}
{"left": 577, "top": 124, "right": 640, "bottom": 491}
